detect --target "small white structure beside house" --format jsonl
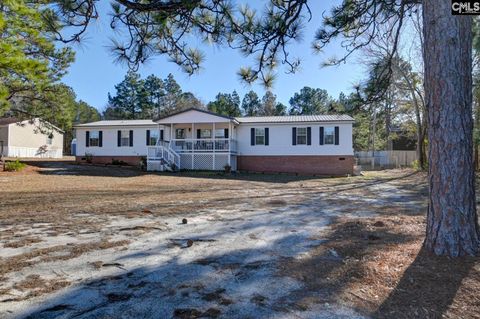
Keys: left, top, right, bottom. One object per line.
{"left": 0, "top": 118, "right": 64, "bottom": 158}
{"left": 74, "top": 108, "right": 355, "bottom": 175}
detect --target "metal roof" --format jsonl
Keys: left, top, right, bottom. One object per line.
{"left": 155, "top": 107, "right": 238, "bottom": 124}
{"left": 74, "top": 114, "right": 354, "bottom": 128}
{"left": 74, "top": 120, "right": 157, "bottom": 128}
{"left": 235, "top": 114, "right": 354, "bottom": 123}
{"left": 156, "top": 107, "right": 235, "bottom": 122}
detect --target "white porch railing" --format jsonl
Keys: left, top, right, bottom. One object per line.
{"left": 170, "top": 138, "right": 236, "bottom": 153}
{"left": 147, "top": 143, "right": 180, "bottom": 169}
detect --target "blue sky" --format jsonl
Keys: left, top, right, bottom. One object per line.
{"left": 62, "top": 1, "right": 365, "bottom": 112}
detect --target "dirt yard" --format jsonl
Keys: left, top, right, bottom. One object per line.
{"left": 0, "top": 161, "right": 479, "bottom": 318}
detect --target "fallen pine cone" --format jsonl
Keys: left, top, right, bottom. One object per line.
{"left": 182, "top": 218, "right": 188, "bottom": 224}
{"left": 142, "top": 209, "right": 152, "bottom": 214}
{"left": 186, "top": 239, "right": 194, "bottom": 247}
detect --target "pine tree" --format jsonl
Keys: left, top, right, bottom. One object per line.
{"left": 241, "top": 91, "right": 261, "bottom": 116}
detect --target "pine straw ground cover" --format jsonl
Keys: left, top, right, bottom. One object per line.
{"left": 279, "top": 208, "right": 480, "bottom": 318}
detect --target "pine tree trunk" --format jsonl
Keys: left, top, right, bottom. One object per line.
{"left": 423, "top": 0, "right": 480, "bottom": 256}
{"left": 475, "top": 92, "right": 480, "bottom": 170}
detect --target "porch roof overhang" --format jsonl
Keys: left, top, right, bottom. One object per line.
{"left": 155, "top": 108, "right": 239, "bottom": 125}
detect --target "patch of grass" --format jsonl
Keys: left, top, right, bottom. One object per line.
{"left": 0, "top": 239, "right": 130, "bottom": 275}
{"left": 4, "top": 160, "right": 26, "bottom": 172}
{"left": 4, "top": 237, "right": 42, "bottom": 248}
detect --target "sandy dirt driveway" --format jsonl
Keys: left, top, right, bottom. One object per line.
{"left": 0, "top": 162, "right": 478, "bottom": 318}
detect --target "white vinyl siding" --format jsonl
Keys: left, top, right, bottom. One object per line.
{"left": 76, "top": 126, "right": 158, "bottom": 157}
{"left": 236, "top": 123, "right": 353, "bottom": 156}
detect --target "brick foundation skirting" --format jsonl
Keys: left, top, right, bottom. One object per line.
{"left": 75, "top": 155, "right": 143, "bottom": 166}
{"left": 237, "top": 155, "right": 354, "bottom": 175}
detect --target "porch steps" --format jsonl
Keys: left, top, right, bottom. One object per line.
{"left": 146, "top": 143, "right": 180, "bottom": 172}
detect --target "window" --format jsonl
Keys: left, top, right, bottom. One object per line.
{"left": 149, "top": 130, "right": 159, "bottom": 145}
{"left": 120, "top": 130, "right": 130, "bottom": 146}
{"left": 176, "top": 128, "right": 185, "bottom": 139}
{"left": 200, "top": 129, "right": 211, "bottom": 138}
{"left": 296, "top": 127, "right": 307, "bottom": 145}
{"left": 255, "top": 128, "right": 265, "bottom": 145}
{"left": 324, "top": 127, "right": 335, "bottom": 145}
{"left": 89, "top": 131, "right": 99, "bottom": 147}
{"left": 215, "top": 129, "right": 225, "bottom": 138}
{"left": 46, "top": 134, "right": 53, "bottom": 145}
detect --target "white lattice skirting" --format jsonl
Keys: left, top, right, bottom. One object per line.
{"left": 179, "top": 153, "right": 232, "bottom": 170}
{"left": 5, "top": 146, "right": 63, "bottom": 158}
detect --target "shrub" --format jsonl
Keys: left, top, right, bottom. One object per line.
{"left": 139, "top": 156, "right": 147, "bottom": 170}
{"left": 5, "top": 160, "right": 26, "bottom": 172}
{"left": 224, "top": 164, "right": 232, "bottom": 174}
{"left": 85, "top": 153, "right": 93, "bottom": 163}
{"left": 111, "top": 159, "right": 128, "bottom": 166}
{"left": 412, "top": 159, "right": 428, "bottom": 171}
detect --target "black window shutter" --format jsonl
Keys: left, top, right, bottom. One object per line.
{"left": 86, "top": 131, "right": 90, "bottom": 147}
{"left": 265, "top": 128, "right": 269, "bottom": 146}
{"left": 224, "top": 129, "right": 229, "bottom": 138}
{"left": 99, "top": 131, "right": 103, "bottom": 147}
{"left": 307, "top": 127, "right": 312, "bottom": 145}
{"left": 146, "top": 130, "right": 150, "bottom": 145}
{"left": 250, "top": 128, "right": 255, "bottom": 145}
{"left": 335, "top": 126, "right": 340, "bottom": 145}
{"left": 117, "top": 130, "right": 121, "bottom": 147}
{"left": 197, "top": 129, "right": 201, "bottom": 139}
{"left": 129, "top": 130, "right": 133, "bottom": 146}
{"left": 292, "top": 127, "right": 297, "bottom": 145}
{"left": 160, "top": 130, "right": 164, "bottom": 141}
{"left": 319, "top": 127, "right": 324, "bottom": 145}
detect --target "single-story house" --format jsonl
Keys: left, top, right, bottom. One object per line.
{"left": 0, "top": 118, "right": 64, "bottom": 158}
{"left": 74, "top": 108, "right": 355, "bottom": 175}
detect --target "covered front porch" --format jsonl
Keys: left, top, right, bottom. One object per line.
{"left": 147, "top": 108, "right": 238, "bottom": 171}
{"left": 166, "top": 122, "right": 236, "bottom": 154}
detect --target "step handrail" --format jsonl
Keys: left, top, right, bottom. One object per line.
{"left": 148, "top": 140, "right": 181, "bottom": 170}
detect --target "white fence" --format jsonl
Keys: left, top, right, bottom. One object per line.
{"left": 5, "top": 146, "right": 63, "bottom": 159}
{"left": 355, "top": 150, "right": 417, "bottom": 169}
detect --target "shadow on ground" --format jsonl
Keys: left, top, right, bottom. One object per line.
{"left": 375, "top": 248, "right": 478, "bottom": 318}
{"left": 29, "top": 160, "right": 348, "bottom": 183}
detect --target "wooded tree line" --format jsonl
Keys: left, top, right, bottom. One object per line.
{"left": 105, "top": 71, "right": 343, "bottom": 118}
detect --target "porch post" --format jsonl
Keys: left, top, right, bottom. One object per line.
{"left": 212, "top": 122, "right": 216, "bottom": 170}
{"left": 191, "top": 123, "right": 195, "bottom": 170}
{"left": 228, "top": 122, "right": 232, "bottom": 166}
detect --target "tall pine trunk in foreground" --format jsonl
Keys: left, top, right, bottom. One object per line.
{"left": 423, "top": 0, "right": 480, "bottom": 256}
